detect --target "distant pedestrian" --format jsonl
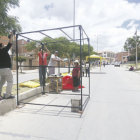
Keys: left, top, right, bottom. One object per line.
{"left": 0, "top": 32, "right": 14, "bottom": 99}
{"left": 85, "top": 62, "right": 89, "bottom": 77}
{"left": 103, "top": 62, "right": 105, "bottom": 67}
{"left": 82, "top": 64, "right": 85, "bottom": 77}
{"left": 129, "top": 66, "right": 134, "bottom": 71}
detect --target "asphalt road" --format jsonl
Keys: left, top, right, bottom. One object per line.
{"left": 0, "top": 65, "right": 140, "bottom": 140}
{"left": 12, "top": 68, "right": 69, "bottom": 84}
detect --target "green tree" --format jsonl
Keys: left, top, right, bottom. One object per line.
{"left": 14, "top": 56, "right": 26, "bottom": 73}
{"left": 0, "top": 0, "right": 21, "bottom": 35}
{"left": 42, "top": 37, "right": 94, "bottom": 59}
{"left": 25, "top": 36, "right": 94, "bottom": 61}
{"left": 124, "top": 36, "right": 140, "bottom": 61}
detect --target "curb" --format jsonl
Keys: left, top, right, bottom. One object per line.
{"left": 0, "top": 84, "right": 49, "bottom": 115}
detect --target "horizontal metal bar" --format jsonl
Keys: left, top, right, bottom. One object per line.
{"left": 18, "top": 34, "right": 41, "bottom": 44}
{"left": 18, "top": 65, "right": 81, "bottom": 68}
{"left": 19, "top": 102, "right": 80, "bottom": 109}
{"left": 18, "top": 34, "right": 88, "bottom": 45}
{"left": 45, "top": 92, "right": 90, "bottom": 96}
{"left": 17, "top": 25, "right": 81, "bottom": 35}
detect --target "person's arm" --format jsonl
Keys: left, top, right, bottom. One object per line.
{"left": 9, "top": 33, "right": 13, "bottom": 44}
{"left": 5, "top": 33, "right": 13, "bottom": 51}
{"left": 52, "top": 56, "right": 61, "bottom": 62}
{"left": 46, "top": 47, "right": 50, "bottom": 56}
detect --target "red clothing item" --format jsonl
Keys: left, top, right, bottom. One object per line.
{"left": 38, "top": 52, "right": 48, "bottom": 65}
{"left": 72, "top": 66, "right": 80, "bottom": 77}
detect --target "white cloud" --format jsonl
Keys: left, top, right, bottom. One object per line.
{"left": 9, "top": 0, "right": 140, "bottom": 52}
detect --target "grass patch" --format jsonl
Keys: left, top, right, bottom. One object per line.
{"left": 2, "top": 79, "right": 43, "bottom": 96}
{"left": 2, "top": 78, "right": 51, "bottom": 96}
{"left": 2, "top": 85, "right": 32, "bottom": 96}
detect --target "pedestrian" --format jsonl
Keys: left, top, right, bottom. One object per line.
{"left": 38, "top": 46, "right": 50, "bottom": 86}
{"left": 72, "top": 60, "right": 80, "bottom": 92}
{"left": 82, "top": 64, "right": 85, "bottom": 77}
{"left": 85, "top": 62, "right": 89, "bottom": 77}
{"left": 48, "top": 51, "right": 62, "bottom": 76}
{"left": 0, "top": 32, "right": 14, "bottom": 100}
{"left": 129, "top": 66, "right": 134, "bottom": 71}
{"left": 103, "top": 62, "right": 105, "bottom": 67}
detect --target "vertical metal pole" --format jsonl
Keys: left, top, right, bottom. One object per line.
{"left": 41, "top": 44, "right": 45, "bottom": 94}
{"left": 88, "top": 38, "right": 90, "bottom": 98}
{"left": 135, "top": 31, "right": 138, "bottom": 69}
{"left": 11, "top": 34, "right": 15, "bottom": 69}
{"left": 136, "top": 44, "right": 138, "bottom": 69}
{"left": 79, "top": 25, "right": 83, "bottom": 111}
{"left": 16, "top": 34, "right": 19, "bottom": 105}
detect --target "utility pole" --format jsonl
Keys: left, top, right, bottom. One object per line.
{"left": 97, "top": 36, "right": 98, "bottom": 53}
{"left": 96, "top": 34, "right": 102, "bottom": 53}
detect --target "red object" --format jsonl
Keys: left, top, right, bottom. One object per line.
{"left": 38, "top": 52, "right": 48, "bottom": 65}
{"left": 62, "top": 75, "right": 84, "bottom": 90}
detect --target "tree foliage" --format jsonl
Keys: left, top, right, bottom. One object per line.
{"left": 25, "top": 37, "right": 94, "bottom": 60}
{"left": 124, "top": 35, "right": 140, "bottom": 61}
{"left": 0, "top": 0, "right": 21, "bottom": 35}
{"left": 14, "top": 56, "right": 26, "bottom": 73}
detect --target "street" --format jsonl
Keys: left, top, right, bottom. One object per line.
{"left": 0, "top": 65, "right": 140, "bottom": 140}
{"left": 12, "top": 67, "right": 69, "bottom": 84}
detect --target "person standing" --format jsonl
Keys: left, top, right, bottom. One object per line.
{"left": 72, "top": 60, "right": 80, "bottom": 92}
{"left": 0, "top": 32, "right": 14, "bottom": 99}
{"left": 82, "top": 63, "right": 85, "bottom": 77}
{"left": 103, "top": 62, "right": 105, "bottom": 67}
{"left": 38, "top": 47, "right": 50, "bottom": 86}
{"left": 48, "top": 51, "right": 61, "bottom": 76}
{"left": 85, "top": 62, "right": 89, "bottom": 77}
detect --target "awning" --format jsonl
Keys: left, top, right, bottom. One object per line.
{"left": 86, "top": 54, "right": 104, "bottom": 61}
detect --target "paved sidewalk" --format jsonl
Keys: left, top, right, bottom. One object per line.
{"left": 0, "top": 65, "right": 140, "bottom": 140}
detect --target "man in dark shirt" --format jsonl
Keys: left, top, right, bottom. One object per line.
{"left": 0, "top": 33, "right": 14, "bottom": 100}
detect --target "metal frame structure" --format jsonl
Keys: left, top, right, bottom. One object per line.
{"left": 16, "top": 25, "right": 90, "bottom": 113}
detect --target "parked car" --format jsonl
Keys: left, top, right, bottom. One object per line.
{"left": 114, "top": 62, "right": 120, "bottom": 67}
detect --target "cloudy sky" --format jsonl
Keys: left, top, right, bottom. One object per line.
{"left": 9, "top": 0, "right": 140, "bottom": 52}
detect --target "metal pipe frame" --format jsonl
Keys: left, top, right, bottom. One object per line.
{"left": 19, "top": 101, "right": 82, "bottom": 109}
{"left": 39, "top": 31, "right": 53, "bottom": 39}
{"left": 59, "top": 29, "right": 73, "bottom": 40}
{"left": 18, "top": 33, "right": 88, "bottom": 44}
{"left": 16, "top": 25, "right": 90, "bottom": 114}
{"left": 16, "top": 34, "right": 19, "bottom": 105}
{"left": 18, "top": 25, "right": 89, "bottom": 38}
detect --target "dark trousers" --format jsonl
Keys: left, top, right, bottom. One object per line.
{"left": 86, "top": 68, "right": 89, "bottom": 77}
{"left": 39, "top": 66, "right": 46, "bottom": 86}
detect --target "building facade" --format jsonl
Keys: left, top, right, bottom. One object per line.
{"left": 115, "top": 52, "right": 129, "bottom": 63}
{"left": 99, "top": 51, "right": 116, "bottom": 64}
